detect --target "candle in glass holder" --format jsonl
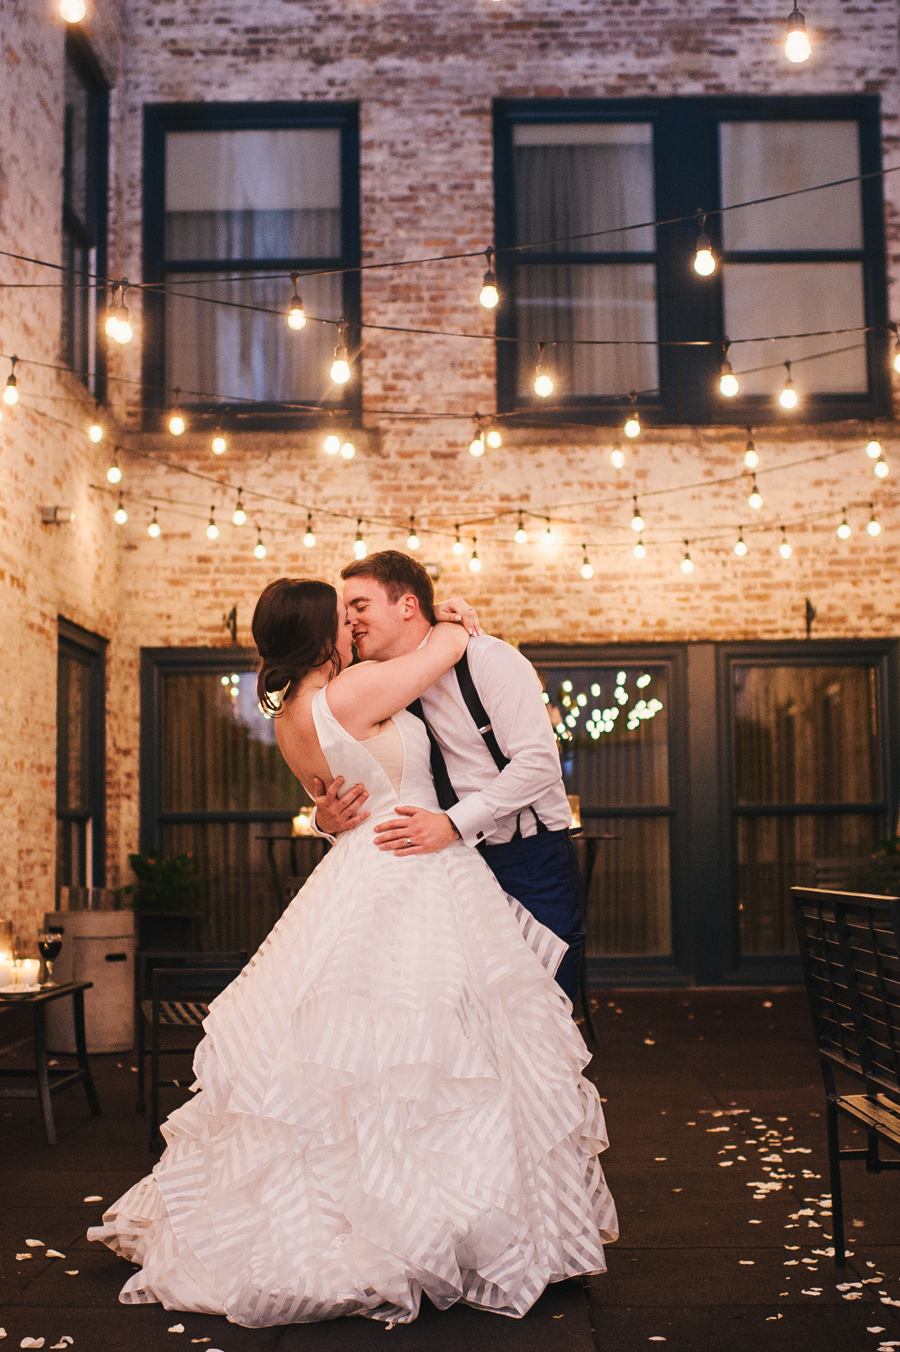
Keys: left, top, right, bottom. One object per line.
{"left": 13, "top": 959, "right": 40, "bottom": 987}
{"left": 292, "top": 810, "right": 314, "bottom": 837}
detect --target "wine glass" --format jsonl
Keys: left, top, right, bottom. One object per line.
{"left": 36, "top": 930, "right": 62, "bottom": 985}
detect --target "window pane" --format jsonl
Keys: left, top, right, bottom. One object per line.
{"left": 161, "top": 672, "right": 302, "bottom": 814}
{"left": 724, "top": 262, "right": 866, "bottom": 394}
{"left": 165, "top": 270, "right": 342, "bottom": 403}
{"left": 513, "top": 123, "right": 655, "bottom": 253}
{"left": 62, "top": 233, "right": 93, "bottom": 378}
{"left": 165, "top": 129, "right": 342, "bottom": 261}
{"left": 59, "top": 653, "right": 91, "bottom": 813}
{"left": 720, "top": 121, "right": 862, "bottom": 251}
{"left": 581, "top": 818, "right": 672, "bottom": 957}
{"left": 738, "top": 812, "right": 880, "bottom": 955}
{"left": 733, "top": 664, "right": 882, "bottom": 805}
{"left": 63, "top": 57, "right": 90, "bottom": 227}
{"left": 516, "top": 264, "right": 658, "bottom": 397}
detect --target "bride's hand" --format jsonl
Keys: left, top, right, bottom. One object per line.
{"left": 433, "top": 597, "right": 484, "bottom": 636}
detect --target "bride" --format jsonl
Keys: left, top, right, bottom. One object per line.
{"left": 89, "top": 578, "right": 617, "bottom": 1327}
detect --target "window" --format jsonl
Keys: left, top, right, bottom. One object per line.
{"left": 494, "top": 98, "right": 888, "bottom": 425}
{"left": 61, "top": 34, "right": 108, "bottom": 395}
{"left": 57, "top": 620, "right": 107, "bottom": 894}
{"left": 143, "top": 103, "right": 361, "bottom": 429}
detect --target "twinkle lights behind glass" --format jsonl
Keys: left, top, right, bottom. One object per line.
{"left": 544, "top": 667, "right": 665, "bottom": 745}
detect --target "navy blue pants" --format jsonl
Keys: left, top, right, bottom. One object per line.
{"left": 478, "top": 829, "right": 586, "bottom": 1004}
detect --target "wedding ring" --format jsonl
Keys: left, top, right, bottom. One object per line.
{"left": 406, "top": 837, "right": 412, "bottom": 848}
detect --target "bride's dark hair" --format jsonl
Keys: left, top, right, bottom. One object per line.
{"left": 253, "top": 578, "right": 341, "bottom": 715}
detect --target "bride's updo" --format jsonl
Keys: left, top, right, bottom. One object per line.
{"left": 253, "top": 578, "right": 341, "bottom": 714}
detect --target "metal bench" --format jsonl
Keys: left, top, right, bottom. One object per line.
{"left": 793, "top": 887, "right": 900, "bottom": 1267}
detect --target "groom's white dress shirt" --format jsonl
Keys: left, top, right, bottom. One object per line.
{"left": 417, "top": 634, "right": 571, "bottom": 847}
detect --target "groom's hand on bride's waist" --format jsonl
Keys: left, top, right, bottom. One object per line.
{"left": 313, "top": 776, "right": 371, "bottom": 836}
{"left": 374, "top": 805, "right": 461, "bottom": 855}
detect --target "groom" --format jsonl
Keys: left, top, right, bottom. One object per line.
{"left": 311, "top": 550, "right": 586, "bottom": 1004}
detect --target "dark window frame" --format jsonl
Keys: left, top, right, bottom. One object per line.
{"left": 57, "top": 617, "right": 108, "bottom": 891}
{"left": 62, "top": 31, "right": 109, "bottom": 401}
{"left": 493, "top": 95, "right": 890, "bottom": 427}
{"left": 142, "top": 102, "right": 361, "bottom": 433}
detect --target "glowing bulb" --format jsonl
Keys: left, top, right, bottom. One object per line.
{"left": 254, "top": 534, "right": 267, "bottom": 560}
{"left": 631, "top": 498, "right": 644, "bottom": 533}
{"left": 88, "top": 423, "right": 103, "bottom": 443}
{"left": 330, "top": 343, "right": 350, "bottom": 384}
{"left": 785, "top": 3, "right": 811, "bottom": 61}
{"left": 353, "top": 522, "right": 367, "bottom": 560}
{"left": 633, "top": 538, "right": 646, "bottom": 560}
{"left": 232, "top": 496, "right": 247, "bottom": 527}
{"left": 60, "top": 0, "right": 86, "bottom": 22}
{"left": 836, "top": 511, "right": 852, "bottom": 540}
{"left": 611, "top": 445, "right": 625, "bottom": 469}
{"left": 479, "top": 280, "right": 499, "bottom": 309}
{"left": 469, "top": 432, "right": 485, "bottom": 457}
{"left": 779, "top": 530, "right": 792, "bottom": 559}
{"left": 719, "top": 363, "right": 739, "bottom": 398}
{"left": 148, "top": 513, "right": 161, "bottom": 539}
{"left": 867, "top": 506, "right": 882, "bottom": 536}
{"left": 875, "top": 457, "right": 889, "bottom": 478}
{"left": 680, "top": 545, "right": 694, "bottom": 574}
{"left": 112, "top": 309, "right": 133, "bottom": 344}
{"left": 534, "top": 371, "right": 553, "bottom": 398}
{"left": 623, "top": 413, "right": 640, "bottom": 439}
{"left": 748, "top": 477, "right": 763, "bottom": 510}
{"left": 3, "top": 376, "right": 18, "bottom": 406}
{"left": 779, "top": 364, "right": 798, "bottom": 409}
{"left": 541, "top": 524, "right": 558, "bottom": 548}
{"left": 514, "top": 520, "right": 528, "bottom": 545}
{"left": 324, "top": 433, "right": 341, "bottom": 455}
{"left": 303, "top": 514, "right": 316, "bottom": 548}
{"left": 340, "top": 440, "right": 356, "bottom": 460}
{"left": 734, "top": 532, "right": 748, "bottom": 557}
{"left": 580, "top": 552, "right": 594, "bottom": 580}
{"left": 212, "top": 435, "right": 227, "bottom": 455}
{"left": 693, "top": 215, "right": 716, "bottom": 275}
{"left": 744, "top": 436, "right": 759, "bottom": 469}
{"left": 468, "top": 547, "right": 482, "bottom": 573}
{"left": 866, "top": 438, "right": 882, "bottom": 459}
{"left": 486, "top": 428, "right": 502, "bottom": 449}
{"left": 287, "top": 278, "right": 306, "bottom": 330}
{"left": 106, "top": 461, "right": 122, "bottom": 485}
{"left": 452, "top": 528, "right": 465, "bottom": 555}
{"left": 169, "top": 411, "right": 185, "bottom": 436}
{"left": 407, "top": 516, "right": 420, "bottom": 550}
{"left": 206, "top": 510, "right": 219, "bottom": 541}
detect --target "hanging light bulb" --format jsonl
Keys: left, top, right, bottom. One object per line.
{"left": 744, "top": 430, "right": 759, "bottom": 469}
{"left": 106, "top": 456, "right": 122, "bottom": 485}
{"left": 778, "top": 526, "right": 792, "bottom": 559}
{"left": 514, "top": 511, "right": 528, "bottom": 545}
{"left": 168, "top": 389, "right": 186, "bottom": 435}
{"left": 206, "top": 507, "right": 219, "bottom": 541}
{"left": 340, "top": 439, "right": 356, "bottom": 460}
{"left": 303, "top": 513, "right": 316, "bottom": 548}
{"left": 693, "top": 211, "right": 716, "bottom": 276}
{"left": 875, "top": 455, "right": 890, "bottom": 479}
{"left": 253, "top": 529, "right": 267, "bottom": 560}
{"left": 469, "top": 428, "right": 486, "bottom": 457}
{"left": 784, "top": 1, "right": 811, "bottom": 61}
{"left": 623, "top": 392, "right": 641, "bottom": 439}
{"left": 486, "top": 424, "right": 503, "bottom": 449}
{"left": 232, "top": 492, "right": 247, "bottom": 527}
{"left": 324, "top": 432, "right": 341, "bottom": 455}
{"left": 533, "top": 344, "right": 554, "bottom": 398}
{"left": 778, "top": 361, "right": 798, "bottom": 410}
{"left": 580, "top": 547, "right": 594, "bottom": 580}
{"left": 3, "top": 357, "right": 19, "bottom": 405}
{"left": 836, "top": 509, "right": 852, "bottom": 540}
{"left": 287, "top": 273, "right": 306, "bottom": 330}
{"left": 631, "top": 496, "right": 645, "bottom": 532}
{"left": 867, "top": 503, "right": 882, "bottom": 536}
{"left": 330, "top": 328, "right": 351, "bottom": 385}
{"left": 104, "top": 284, "right": 121, "bottom": 340}
{"left": 113, "top": 492, "right": 128, "bottom": 525}
{"left": 479, "top": 248, "right": 499, "bottom": 309}
{"left": 148, "top": 508, "right": 161, "bottom": 539}
{"left": 611, "top": 443, "right": 625, "bottom": 469}
{"left": 680, "top": 541, "right": 694, "bottom": 574}
{"left": 540, "top": 519, "right": 558, "bottom": 548}
{"left": 719, "top": 342, "right": 739, "bottom": 397}
{"left": 748, "top": 474, "right": 763, "bottom": 510}
{"left": 110, "top": 282, "right": 133, "bottom": 344}
{"left": 407, "top": 515, "right": 420, "bottom": 550}
{"left": 353, "top": 520, "right": 367, "bottom": 560}
{"left": 633, "top": 537, "right": 646, "bottom": 560}
{"left": 866, "top": 436, "right": 882, "bottom": 459}
{"left": 60, "top": 0, "right": 86, "bottom": 21}
{"left": 212, "top": 432, "right": 227, "bottom": 455}
{"left": 734, "top": 529, "right": 748, "bottom": 557}
{"left": 469, "top": 539, "right": 482, "bottom": 573}
{"left": 452, "top": 525, "right": 465, "bottom": 556}
{"left": 88, "top": 422, "right": 103, "bottom": 443}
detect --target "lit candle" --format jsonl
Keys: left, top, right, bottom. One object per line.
{"left": 0, "top": 951, "right": 11, "bottom": 987}
{"left": 292, "top": 810, "right": 315, "bottom": 837}
{"left": 12, "top": 958, "right": 40, "bottom": 987}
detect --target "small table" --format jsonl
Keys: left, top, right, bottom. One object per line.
{"left": 0, "top": 981, "right": 101, "bottom": 1144}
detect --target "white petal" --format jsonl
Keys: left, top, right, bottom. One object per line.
{"left": 869, "top": 1330, "right": 886, "bottom": 1335}
{"left": 15, "top": 1254, "right": 32, "bottom": 1261}
{"left": 45, "top": 1250, "right": 65, "bottom": 1259}
{"left": 167, "top": 1327, "right": 184, "bottom": 1335}
{"left": 24, "top": 1240, "right": 44, "bottom": 1248}
{"left": 64, "top": 1270, "right": 79, "bottom": 1275}
{"left": 82, "top": 1196, "right": 102, "bottom": 1203}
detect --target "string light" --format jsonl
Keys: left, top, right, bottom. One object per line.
{"left": 485, "top": 424, "right": 503, "bottom": 449}
{"left": 340, "top": 438, "right": 356, "bottom": 460}
{"left": 148, "top": 508, "right": 161, "bottom": 539}
{"left": 253, "top": 528, "right": 267, "bottom": 560}
{"left": 206, "top": 507, "right": 219, "bottom": 541}
{"left": 778, "top": 361, "right": 798, "bottom": 410}
{"left": 407, "top": 515, "right": 420, "bottom": 550}
{"left": 744, "top": 430, "right": 759, "bottom": 469}
{"left": 106, "top": 455, "right": 122, "bottom": 485}
{"left": 479, "top": 249, "right": 499, "bottom": 309}
{"left": 212, "top": 432, "right": 227, "bottom": 455}
{"left": 452, "top": 525, "right": 465, "bottom": 555}
{"left": 680, "top": 541, "right": 694, "bottom": 573}
{"left": 633, "top": 537, "right": 646, "bottom": 560}
{"left": 303, "top": 513, "right": 316, "bottom": 548}
{"left": 836, "top": 509, "right": 852, "bottom": 540}
{"left": 611, "top": 443, "right": 625, "bottom": 469}
{"left": 232, "top": 491, "right": 246, "bottom": 527}
{"left": 113, "top": 492, "right": 127, "bottom": 525}
{"left": 748, "top": 474, "right": 763, "bottom": 510}
{"left": 719, "top": 342, "right": 739, "bottom": 397}
{"left": 469, "top": 539, "right": 482, "bottom": 573}
{"left": 168, "top": 389, "right": 186, "bottom": 436}
{"left": 693, "top": 211, "right": 716, "bottom": 276}
{"left": 3, "top": 357, "right": 19, "bottom": 405}
{"left": 330, "top": 328, "right": 351, "bottom": 385}
{"left": 324, "top": 432, "right": 341, "bottom": 455}
{"left": 875, "top": 455, "right": 889, "bottom": 478}
{"left": 623, "top": 393, "right": 641, "bottom": 439}
{"left": 866, "top": 436, "right": 882, "bottom": 459}
{"left": 286, "top": 273, "right": 306, "bottom": 331}
{"left": 514, "top": 512, "right": 528, "bottom": 545}
{"left": 353, "top": 520, "right": 367, "bottom": 560}
{"left": 734, "top": 528, "right": 748, "bottom": 557}
{"left": 580, "top": 546, "right": 594, "bottom": 580}
{"left": 533, "top": 344, "right": 554, "bottom": 398}
{"left": 108, "top": 281, "right": 133, "bottom": 344}
{"left": 778, "top": 526, "right": 792, "bottom": 559}
{"left": 88, "top": 422, "right": 103, "bottom": 443}
{"left": 469, "top": 418, "right": 486, "bottom": 456}
{"left": 631, "top": 496, "right": 645, "bottom": 532}
{"left": 867, "top": 503, "right": 882, "bottom": 536}
{"left": 785, "top": 1, "right": 811, "bottom": 62}
{"left": 541, "top": 519, "right": 558, "bottom": 548}
{"left": 60, "top": 0, "right": 86, "bottom": 21}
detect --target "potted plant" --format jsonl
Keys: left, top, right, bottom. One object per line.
{"left": 126, "top": 853, "right": 205, "bottom": 951}
{"left": 860, "top": 836, "right": 900, "bottom": 898}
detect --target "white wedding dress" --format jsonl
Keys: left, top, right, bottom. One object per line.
{"left": 88, "top": 689, "right": 617, "bottom": 1327}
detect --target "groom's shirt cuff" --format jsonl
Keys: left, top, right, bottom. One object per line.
{"left": 308, "top": 808, "right": 337, "bottom": 845}
{"left": 446, "top": 796, "right": 496, "bottom": 848}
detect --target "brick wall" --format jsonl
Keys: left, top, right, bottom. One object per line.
{"left": 2, "top": 0, "right": 899, "bottom": 936}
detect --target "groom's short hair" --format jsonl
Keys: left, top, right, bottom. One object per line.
{"left": 341, "top": 550, "right": 436, "bottom": 623}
